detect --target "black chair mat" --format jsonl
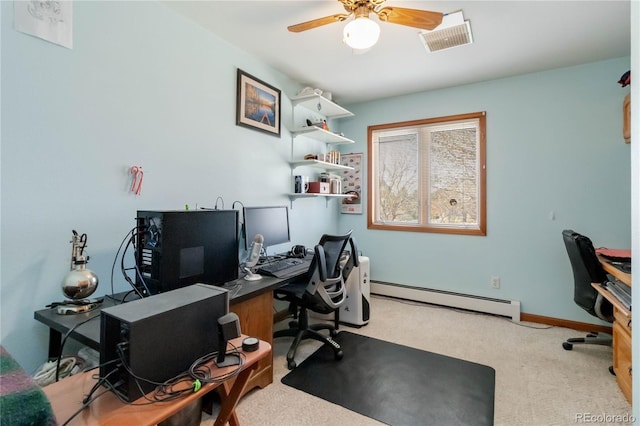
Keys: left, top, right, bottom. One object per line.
{"left": 281, "top": 331, "right": 495, "bottom": 426}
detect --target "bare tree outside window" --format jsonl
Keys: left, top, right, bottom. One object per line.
{"left": 368, "top": 112, "right": 486, "bottom": 235}
{"left": 429, "top": 127, "right": 478, "bottom": 224}
{"left": 377, "top": 133, "right": 418, "bottom": 223}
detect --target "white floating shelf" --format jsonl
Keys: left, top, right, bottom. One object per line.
{"left": 289, "top": 159, "right": 354, "bottom": 171}
{"left": 288, "top": 193, "right": 353, "bottom": 200}
{"left": 291, "top": 94, "right": 354, "bottom": 119}
{"left": 287, "top": 192, "right": 355, "bottom": 208}
{"left": 290, "top": 126, "right": 354, "bottom": 144}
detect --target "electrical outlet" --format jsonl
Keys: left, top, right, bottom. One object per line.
{"left": 491, "top": 276, "right": 501, "bottom": 289}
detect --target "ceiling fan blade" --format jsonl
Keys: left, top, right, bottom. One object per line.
{"left": 376, "top": 7, "right": 443, "bottom": 30}
{"left": 288, "top": 14, "right": 351, "bottom": 33}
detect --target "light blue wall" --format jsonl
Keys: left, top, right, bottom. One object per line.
{"left": 337, "top": 56, "right": 632, "bottom": 322}
{"left": 0, "top": 0, "right": 632, "bottom": 373}
{"left": 0, "top": 1, "right": 341, "bottom": 371}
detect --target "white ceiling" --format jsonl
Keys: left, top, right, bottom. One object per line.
{"left": 164, "top": 1, "right": 631, "bottom": 105}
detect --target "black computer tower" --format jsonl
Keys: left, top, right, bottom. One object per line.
{"left": 100, "top": 283, "right": 229, "bottom": 402}
{"left": 135, "top": 210, "right": 239, "bottom": 295}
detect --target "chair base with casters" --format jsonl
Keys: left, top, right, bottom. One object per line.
{"left": 562, "top": 332, "right": 612, "bottom": 351}
{"left": 274, "top": 299, "right": 343, "bottom": 370}
{"left": 562, "top": 332, "right": 616, "bottom": 376}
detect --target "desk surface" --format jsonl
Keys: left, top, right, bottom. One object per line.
{"left": 598, "top": 255, "right": 632, "bottom": 286}
{"left": 34, "top": 273, "right": 300, "bottom": 353}
{"left": 43, "top": 336, "right": 270, "bottom": 426}
{"left": 594, "top": 255, "right": 633, "bottom": 316}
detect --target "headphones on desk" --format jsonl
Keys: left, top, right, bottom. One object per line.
{"left": 290, "top": 245, "right": 307, "bottom": 258}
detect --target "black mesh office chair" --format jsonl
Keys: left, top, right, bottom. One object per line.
{"left": 274, "top": 231, "right": 359, "bottom": 370}
{"left": 561, "top": 229, "right": 614, "bottom": 351}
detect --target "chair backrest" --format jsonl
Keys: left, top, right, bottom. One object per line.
{"left": 302, "top": 230, "right": 354, "bottom": 313}
{"left": 561, "top": 229, "right": 612, "bottom": 321}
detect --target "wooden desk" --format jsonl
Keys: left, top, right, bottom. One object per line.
{"left": 35, "top": 274, "right": 303, "bottom": 395}
{"left": 43, "top": 337, "right": 271, "bottom": 426}
{"left": 599, "top": 256, "right": 632, "bottom": 286}
{"left": 593, "top": 256, "right": 632, "bottom": 403}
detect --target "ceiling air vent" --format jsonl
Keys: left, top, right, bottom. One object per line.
{"left": 418, "top": 10, "right": 473, "bottom": 53}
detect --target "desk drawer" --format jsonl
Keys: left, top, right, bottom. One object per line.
{"left": 614, "top": 306, "right": 631, "bottom": 335}
{"left": 613, "top": 320, "right": 632, "bottom": 403}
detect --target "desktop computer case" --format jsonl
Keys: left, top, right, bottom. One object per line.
{"left": 100, "top": 284, "right": 229, "bottom": 402}
{"left": 135, "top": 210, "right": 239, "bottom": 295}
{"left": 340, "top": 256, "right": 370, "bottom": 327}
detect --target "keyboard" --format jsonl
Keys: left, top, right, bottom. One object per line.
{"left": 257, "top": 258, "right": 310, "bottom": 278}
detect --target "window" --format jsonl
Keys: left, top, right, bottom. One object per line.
{"left": 368, "top": 112, "right": 486, "bottom": 235}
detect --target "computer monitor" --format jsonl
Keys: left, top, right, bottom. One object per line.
{"left": 243, "top": 205, "right": 290, "bottom": 250}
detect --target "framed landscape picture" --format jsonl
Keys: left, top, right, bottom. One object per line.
{"left": 236, "top": 69, "right": 281, "bottom": 137}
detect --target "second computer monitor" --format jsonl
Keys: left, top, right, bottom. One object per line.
{"left": 243, "top": 205, "right": 290, "bottom": 250}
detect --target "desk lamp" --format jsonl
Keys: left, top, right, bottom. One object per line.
{"left": 58, "top": 230, "right": 100, "bottom": 314}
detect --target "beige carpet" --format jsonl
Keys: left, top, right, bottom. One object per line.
{"left": 201, "top": 295, "right": 630, "bottom": 426}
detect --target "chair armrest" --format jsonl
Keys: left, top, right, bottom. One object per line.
{"left": 315, "top": 245, "right": 327, "bottom": 282}
{"left": 342, "top": 238, "right": 360, "bottom": 281}
{"left": 594, "top": 293, "right": 614, "bottom": 322}
{"left": 350, "top": 238, "right": 360, "bottom": 267}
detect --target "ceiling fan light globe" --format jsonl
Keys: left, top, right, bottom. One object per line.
{"left": 343, "top": 17, "right": 380, "bottom": 50}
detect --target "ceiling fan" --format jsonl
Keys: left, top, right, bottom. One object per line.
{"left": 288, "top": 0, "right": 444, "bottom": 50}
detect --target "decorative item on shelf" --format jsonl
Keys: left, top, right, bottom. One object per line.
{"left": 304, "top": 153, "right": 319, "bottom": 160}
{"left": 325, "top": 150, "right": 341, "bottom": 164}
{"left": 305, "top": 118, "right": 328, "bottom": 129}
{"left": 308, "top": 181, "right": 330, "bottom": 194}
{"left": 330, "top": 175, "right": 342, "bottom": 194}
{"left": 58, "top": 230, "right": 101, "bottom": 315}
{"left": 294, "top": 175, "right": 310, "bottom": 193}
{"left": 297, "top": 87, "right": 323, "bottom": 97}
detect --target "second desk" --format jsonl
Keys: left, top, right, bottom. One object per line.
{"left": 593, "top": 256, "right": 632, "bottom": 403}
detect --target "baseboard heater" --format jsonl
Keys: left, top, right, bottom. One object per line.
{"left": 371, "top": 281, "right": 521, "bottom": 322}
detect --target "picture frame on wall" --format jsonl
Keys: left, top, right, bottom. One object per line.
{"left": 236, "top": 69, "right": 281, "bottom": 137}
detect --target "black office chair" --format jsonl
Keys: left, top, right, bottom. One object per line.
{"left": 274, "top": 231, "right": 359, "bottom": 370}
{"left": 561, "top": 229, "right": 614, "bottom": 351}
